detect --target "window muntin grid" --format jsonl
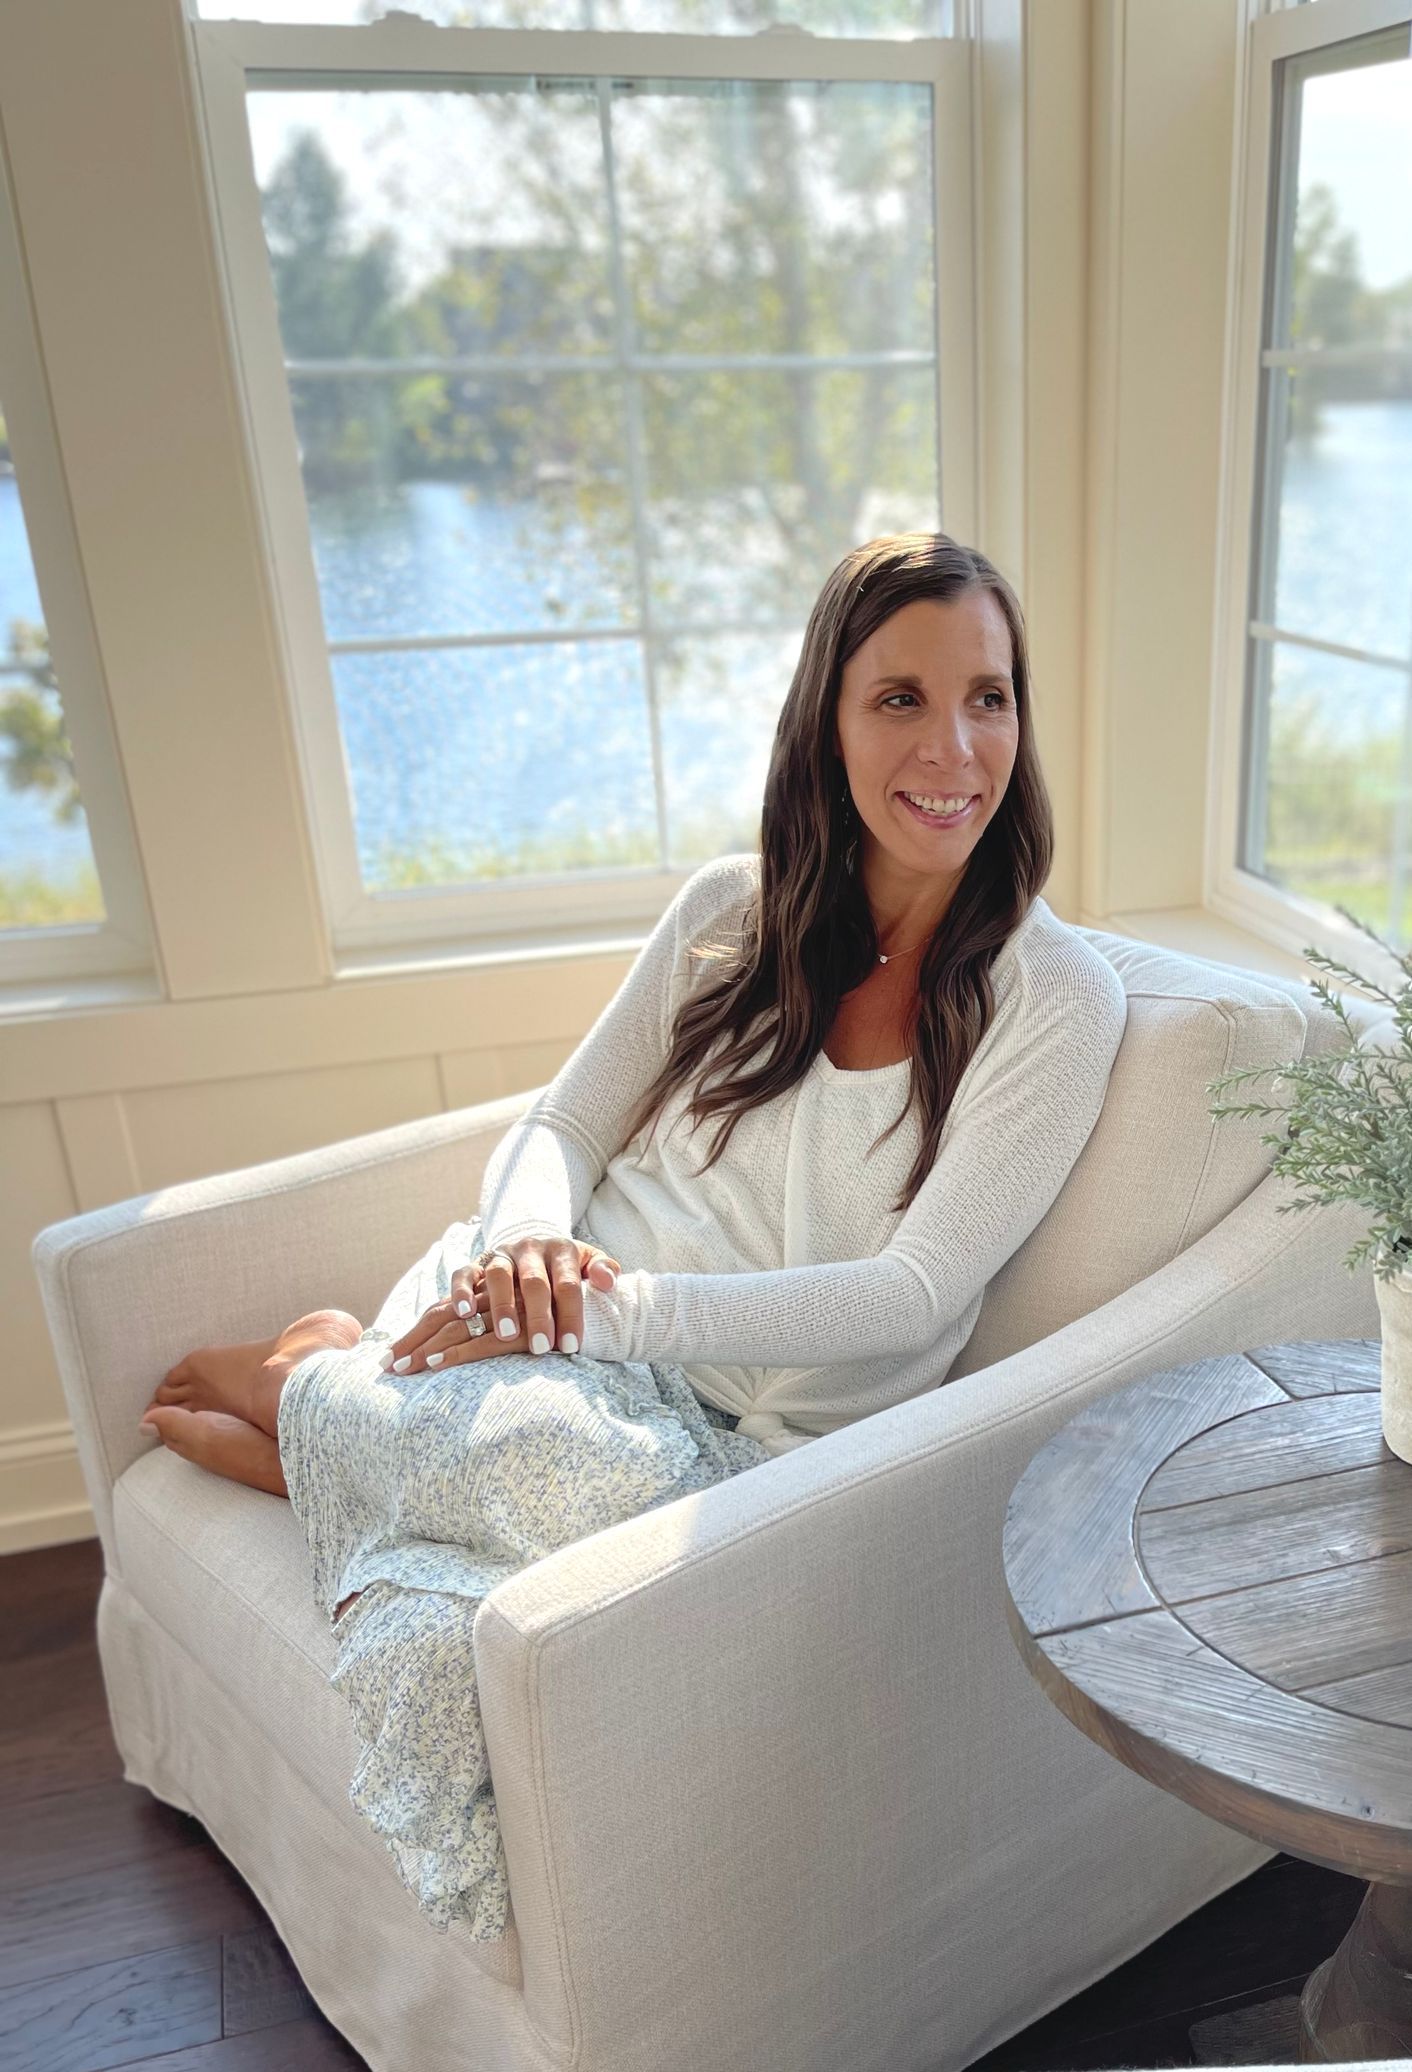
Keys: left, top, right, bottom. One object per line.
{"left": 243, "top": 67, "right": 942, "bottom": 912}
{"left": 1241, "top": 21, "right": 1412, "bottom": 947}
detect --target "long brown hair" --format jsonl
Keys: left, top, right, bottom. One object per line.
{"left": 617, "top": 531, "right": 1055, "bottom": 1216}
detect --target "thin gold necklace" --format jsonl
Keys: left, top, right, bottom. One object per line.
{"left": 877, "top": 937, "right": 929, "bottom": 966}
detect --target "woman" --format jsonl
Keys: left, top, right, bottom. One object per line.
{"left": 139, "top": 531, "right": 1128, "bottom": 1940}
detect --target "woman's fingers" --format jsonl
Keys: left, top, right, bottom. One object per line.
{"left": 545, "top": 1239, "right": 585, "bottom": 1352}
{"left": 413, "top": 1305, "right": 528, "bottom": 1369}
{"left": 448, "top": 1265, "right": 482, "bottom": 1324}
{"left": 381, "top": 1236, "right": 626, "bottom": 1372}
{"left": 382, "top": 1285, "right": 490, "bottom": 1368}
{"left": 481, "top": 1249, "right": 521, "bottom": 1345}
{"left": 505, "top": 1242, "right": 556, "bottom": 1354}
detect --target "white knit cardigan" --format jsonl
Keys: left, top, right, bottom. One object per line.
{"left": 478, "top": 851, "right": 1128, "bottom": 1452}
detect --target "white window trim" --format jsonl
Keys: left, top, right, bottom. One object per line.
{"left": 1206, "top": 0, "right": 1412, "bottom": 978}
{"left": 185, "top": 11, "right": 976, "bottom": 961}
{"left": 0, "top": 107, "right": 155, "bottom": 988}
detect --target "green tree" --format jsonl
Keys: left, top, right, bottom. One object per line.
{"left": 1289, "top": 183, "right": 1376, "bottom": 351}
{"left": 365, "top": 70, "right": 937, "bottom": 614}
{"left": 0, "top": 616, "right": 81, "bottom": 824}
{"left": 0, "top": 613, "right": 104, "bottom": 927}
{"left": 1285, "top": 181, "right": 1412, "bottom": 434}
{"left": 261, "top": 131, "right": 411, "bottom": 490}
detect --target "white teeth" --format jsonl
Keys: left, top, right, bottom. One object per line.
{"left": 902, "top": 792, "right": 973, "bottom": 817}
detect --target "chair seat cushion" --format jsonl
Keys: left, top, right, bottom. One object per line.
{"left": 112, "top": 1444, "right": 523, "bottom": 1983}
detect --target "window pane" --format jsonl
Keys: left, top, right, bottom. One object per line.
{"left": 1267, "top": 375, "right": 1412, "bottom": 661}
{"left": 334, "top": 639, "right": 658, "bottom": 888}
{"left": 252, "top": 90, "right": 617, "bottom": 363}
{"left": 643, "top": 364, "right": 937, "bottom": 624}
{"left": 204, "top": 0, "right": 951, "bottom": 37}
{"left": 1278, "top": 39, "right": 1412, "bottom": 353}
{"left": 615, "top": 79, "right": 935, "bottom": 358}
{"left": 246, "top": 74, "right": 940, "bottom": 898}
{"left": 657, "top": 629, "right": 799, "bottom": 865}
{"left": 0, "top": 409, "right": 104, "bottom": 932}
{"left": 1247, "top": 640, "right": 1412, "bottom": 945}
{"left": 1245, "top": 28, "right": 1412, "bottom": 940}
{"left": 299, "top": 376, "right": 636, "bottom": 642}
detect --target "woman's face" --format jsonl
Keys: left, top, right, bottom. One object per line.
{"left": 833, "top": 588, "right": 1020, "bottom": 886}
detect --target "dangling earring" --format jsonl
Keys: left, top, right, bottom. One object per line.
{"left": 838, "top": 775, "right": 859, "bottom": 872}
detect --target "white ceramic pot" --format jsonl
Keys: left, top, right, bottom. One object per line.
{"left": 1374, "top": 1263, "right": 1412, "bottom": 1465}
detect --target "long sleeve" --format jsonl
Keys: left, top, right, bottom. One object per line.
{"left": 573, "top": 937, "right": 1129, "bottom": 1376}
{"left": 476, "top": 852, "right": 756, "bottom": 1251}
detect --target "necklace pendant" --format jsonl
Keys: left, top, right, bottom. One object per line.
{"left": 878, "top": 953, "right": 888, "bottom": 964}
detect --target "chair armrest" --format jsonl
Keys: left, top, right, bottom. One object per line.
{"left": 30, "top": 1089, "right": 536, "bottom": 1563}
{"left": 473, "top": 1169, "right": 1378, "bottom": 2069}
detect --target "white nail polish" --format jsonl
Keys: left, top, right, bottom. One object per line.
{"left": 561, "top": 1333, "right": 579, "bottom": 1355}
{"left": 456, "top": 1300, "right": 472, "bottom": 1317}
{"left": 377, "top": 1349, "right": 394, "bottom": 1371}
{"left": 393, "top": 1355, "right": 412, "bottom": 1373}
{"left": 427, "top": 1351, "right": 445, "bottom": 1367}
{"left": 497, "top": 1317, "right": 517, "bottom": 1339}
{"left": 531, "top": 1332, "right": 550, "bottom": 1356}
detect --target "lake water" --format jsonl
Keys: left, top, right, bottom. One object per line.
{"left": 4, "top": 397, "right": 1411, "bottom": 895}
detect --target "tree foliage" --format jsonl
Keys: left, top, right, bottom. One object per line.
{"left": 1288, "top": 180, "right": 1412, "bottom": 436}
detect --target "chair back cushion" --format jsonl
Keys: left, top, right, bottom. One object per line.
{"left": 947, "top": 929, "right": 1324, "bottom": 1379}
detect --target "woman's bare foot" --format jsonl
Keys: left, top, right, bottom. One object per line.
{"left": 139, "top": 1405, "right": 289, "bottom": 1497}
{"left": 147, "top": 1308, "right": 363, "bottom": 1439}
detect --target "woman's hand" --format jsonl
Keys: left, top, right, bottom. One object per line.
{"left": 381, "top": 1235, "right": 621, "bottom": 1376}
{"left": 469, "top": 1236, "right": 622, "bottom": 1355}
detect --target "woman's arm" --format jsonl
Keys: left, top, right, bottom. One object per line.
{"left": 477, "top": 852, "right": 757, "bottom": 1251}
{"left": 572, "top": 943, "right": 1128, "bottom": 1376}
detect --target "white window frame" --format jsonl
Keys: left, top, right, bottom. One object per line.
{"left": 1207, "top": 0, "right": 1412, "bottom": 974}
{"left": 185, "top": 9, "right": 976, "bottom": 959}
{"left": 0, "top": 108, "right": 155, "bottom": 989}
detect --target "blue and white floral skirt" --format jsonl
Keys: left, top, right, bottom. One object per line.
{"left": 275, "top": 1212, "right": 772, "bottom": 1942}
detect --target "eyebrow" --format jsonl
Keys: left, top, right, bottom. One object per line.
{"left": 868, "top": 671, "right": 1014, "bottom": 690}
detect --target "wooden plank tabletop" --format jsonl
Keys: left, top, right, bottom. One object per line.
{"left": 1002, "top": 1338, "right": 1412, "bottom": 1886}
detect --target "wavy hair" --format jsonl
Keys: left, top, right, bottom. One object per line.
{"left": 616, "top": 531, "right": 1055, "bottom": 1216}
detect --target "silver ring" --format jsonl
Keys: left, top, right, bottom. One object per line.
{"left": 465, "top": 1311, "right": 488, "bottom": 1339}
{"left": 477, "top": 1249, "right": 511, "bottom": 1275}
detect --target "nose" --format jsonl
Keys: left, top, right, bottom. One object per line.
{"left": 915, "top": 706, "right": 979, "bottom": 778}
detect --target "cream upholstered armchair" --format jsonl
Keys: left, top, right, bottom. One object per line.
{"left": 31, "top": 926, "right": 1387, "bottom": 2072}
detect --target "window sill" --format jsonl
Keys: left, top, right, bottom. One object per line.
{"left": 0, "top": 968, "right": 165, "bottom": 1024}
{"left": 1085, "top": 903, "right": 1324, "bottom": 982}
{"left": 1089, "top": 900, "right": 1394, "bottom": 1001}
{"left": 331, "top": 917, "right": 659, "bottom": 986}
{"left": 0, "top": 902, "right": 1364, "bottom": 1028}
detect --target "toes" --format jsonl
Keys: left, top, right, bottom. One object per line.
{"left": 141, "top": 1404, "right": 193, "bottom": 1453}
{"left": 152, "top": 1378, "right": 191, "bottom": 1405}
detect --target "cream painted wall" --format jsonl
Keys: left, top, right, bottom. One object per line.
{"left": 0, "top": 0, "right": 1256, "bottom": 1551}
{"left": 1079, "top": 0, "right": 1250, "bottom": 924}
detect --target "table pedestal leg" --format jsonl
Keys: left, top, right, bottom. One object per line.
{"left": 1299, "top": 1880, "right": 1412, "bottom": 2063}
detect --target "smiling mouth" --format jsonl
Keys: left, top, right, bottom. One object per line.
{"left": 896, "top": 791, "right": 980, "bottom": 826}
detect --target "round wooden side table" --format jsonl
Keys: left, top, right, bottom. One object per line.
{"left": 1002, "top": 1337, "right": 1412, "bottom": 2065}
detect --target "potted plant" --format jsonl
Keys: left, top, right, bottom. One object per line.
{"left": 1206, "top": 902, "right": 1412, "bottom": 1466}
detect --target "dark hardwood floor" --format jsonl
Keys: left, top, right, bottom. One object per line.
{"left": 0, "top": 1538, "right": 1369, "bottom": 2072}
